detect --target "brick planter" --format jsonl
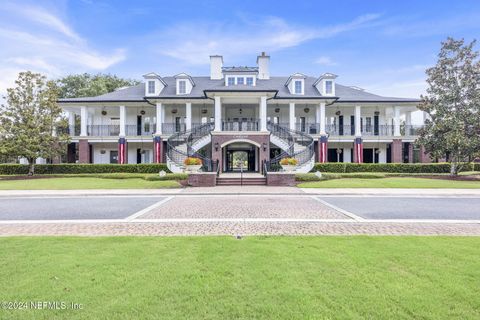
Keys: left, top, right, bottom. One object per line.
{"left": 266, "top": 172, "right": 296, "bottom": 186}
{"left": 187, "top": 172, "right": 217, "bottom": 187}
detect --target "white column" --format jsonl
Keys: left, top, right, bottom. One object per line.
{"left": 155, "top": 102, "right": 163, "bottom": 135}
{"left": 68, "top": 111, "right": 75, "bottom": 135}
{"left": 354, "top": 105, "right": 361, "bottom": 136}
{"left": 289, "top": 102, "right": 295, "bottom": 130}
{"left": 185, "top": 102, "right": 192, "bottom": 131}
{"left": 393, "top": 106, "right": 401, "bottom": 137}
{"left": 80, "top": 106, "right": 87, "bottom": 137}
{"left": 405, "top": 111, "right": 412, "bottom": 126}
{"left": 317, "top": 102, "right": 326, "bottom": 134}
{"left": 214, "top": 96, "right": 221, "bottom": 131}
{"left": 260, "top": 96, "right": 267, "bottom": 131}
{"left": 119, "top": 105, "right": 126, "bottom": 137}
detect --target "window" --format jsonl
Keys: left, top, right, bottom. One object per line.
{"left": 237, "top": 77, "right": 244, "bottom": 85}
{"left": 325, "top": 80, "right": 333, "bottom": 94}
{"left": 294, "top": 80, "right": 302, "bottom": 94}
{"left": 178, "top": 80, "right": 186, "bottom": 94}
{"left": 148, "top": 81, "right": 155, "bottom": 94}
{"left": 365, "top": 117, "right": 372, "bottom": 133}
{"left": 227, "top": 77, "right": 235, "bottom": 86}
{"left": 246, "top": 77, "right": 254, "bottom": 86}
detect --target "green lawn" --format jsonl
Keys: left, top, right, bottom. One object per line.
{"left": 0, "top": 177, "right": 181, "bottom": 190}
{"left": 298, "top": 177, "right": 480, "bottom": 188}
{"left": 0, "top": 237, "right": 479, "bottom": 319}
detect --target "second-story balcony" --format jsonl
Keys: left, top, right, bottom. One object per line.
{"left": 222, "top": 119, "right": 259, "bottom": 131}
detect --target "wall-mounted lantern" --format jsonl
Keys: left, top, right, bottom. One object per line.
{"left": 262, "top": 143, "right": 267, "bottom": 151}
{"left": 214, "top": 142, "right": 219, "bottom": 151}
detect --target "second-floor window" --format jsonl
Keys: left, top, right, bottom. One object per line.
{"left": 237, "top": 77, "right": 244, "bottom": 85}
{"left": 227, "top": 77, "right": 235, "bottom": 86}
{"left": 148, "top": 81, "right": 155, "bottom": 94}
{"left": 246, "top": 77, "right": 254, "bottom": 86}
{"left": 178, "top": 80, "right": 186, "bottom": 94}
{"left": 325, "top": 80, "right": 333, "bottom": 94}
{"left": 294, "top": 80, "right": 302, "bottom": 94}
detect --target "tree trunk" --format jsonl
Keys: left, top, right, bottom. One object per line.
{"left": 28, "top": 158, "right": 35, "bottom": 176}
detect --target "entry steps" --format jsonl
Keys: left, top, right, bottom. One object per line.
{"left": 216, "top": 176, "right": 266, "bottom": 186}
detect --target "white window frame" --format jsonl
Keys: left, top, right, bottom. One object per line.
{"left": 237, "top": 77, "right": 244, "bottom": 85}
{"left": 178, "top": 80, "right": 186, "bottom": 94}
{"left": 148, "top": 81, "right": 155, "bottom": 94}
{"left": 227, "top": 77, "right": 235, "bottom": 86}
{"left": 294, "top": 80, "right": 302, "bottom": 94}
{"left": 246, "top": 77, "right": 254, "bottom": 86}
{"left": 325, "top": 80, "right": 333, "bottom": 95}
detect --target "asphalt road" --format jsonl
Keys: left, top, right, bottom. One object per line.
{"left": 0, "top": 195, "right": 479, "bottom": 221}
{"left": 0, "top": 196, "right": 166, "bottom": 220}
{"left": 320, "top": 196, "right": 480, "bottom": 220}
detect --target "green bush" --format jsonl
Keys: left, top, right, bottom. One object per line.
{"left": 312, "top": 163, "right": 475, "bottom": 174}
{"left": 296, "top": 172, "right": 386, "bottom": 181}
{"left": 0, "top": 164, "right": 170, "bottom": 175}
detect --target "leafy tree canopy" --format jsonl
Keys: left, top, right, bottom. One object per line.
{"left": 0, "top": 71, "right": 69, "bottom": 175}
{"left": 56, "top": 73, "right": 140, "bottom": 98}
{"left": 418, "top": 37, "right": 480, "bottom": 175}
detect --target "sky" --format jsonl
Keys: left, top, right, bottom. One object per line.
{"left": 0, "top": 0, "right": 479, "bottom": 100}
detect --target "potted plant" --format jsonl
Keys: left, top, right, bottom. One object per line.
{"left": 279, "top": 157, "right": 298, "bottom": 172}
{"left": 184, "top": 157, "right": 203, "bottom": 172}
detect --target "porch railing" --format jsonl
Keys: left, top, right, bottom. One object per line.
{"left": 222, "top": 119, "right": 259, "bottom": 131}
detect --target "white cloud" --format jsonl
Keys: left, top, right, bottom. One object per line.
{"left": 0, "top": 2, "right": 126, "bottom": 96}
{"left": 153, "top": 13, "right": 381, "bottom": 65}
{"left": 314, "top": 56, "right": 337, "bottom": 66}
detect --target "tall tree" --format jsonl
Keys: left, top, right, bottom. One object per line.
{"left": 418, "top": 37, "right": 480, "bottom": 175}
{"left": 0, "top": 72, "right": 70, "bottom": 175}
{"left": 56, "top": 73, "right": 140, "bottom": 98}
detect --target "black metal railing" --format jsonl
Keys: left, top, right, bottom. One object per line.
{"left": 166, "top": 122, "right": 216, "bottom": 172}
{"left": 265, "top": 124, "right": 314, "bottom": 173}
{"left": 162, "top": 123, "right": 186, "bottom": 134}
{"left": 187, "top": 122, "right": 214, "bottom": 155}
{"left": 222, "top": 119, "right": 259, "bottom": 131}
{"left": 402, "top": 125, "right": 423, "bottom": 136}
{"left": 87, "top": 125, "right": 120, "bottom": 136}
{"left": 295, "top": 123, "right": 320, "bottom": 135}
{"left": 125, "top": 124, "right": 155, "bottom": 136}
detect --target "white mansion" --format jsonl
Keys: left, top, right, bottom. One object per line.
{"left": 59, "top": 52, "right": 427, "bottom": 174}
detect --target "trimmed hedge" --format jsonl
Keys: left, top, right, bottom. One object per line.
{"left": 0, "top": 164, "right": 170, "bottom": 175}
{"left": 311, "top": 162, "right": 475, "bottom": 174}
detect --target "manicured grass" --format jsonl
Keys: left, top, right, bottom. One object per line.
{"left": 1, "top": 237, "right": 479, "bottom": 319}
{"left": 298, "top": 177, "right": 480, "bottom": 188}
{"left": 0, "top": 177, "right": 181, "bottom": 190}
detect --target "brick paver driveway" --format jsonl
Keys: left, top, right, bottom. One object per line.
{"left": 1, "top": 193, "right": 480, "bottom": 236}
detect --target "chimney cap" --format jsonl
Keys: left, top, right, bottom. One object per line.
{"left": 257, "top": 52, "right": 270, "bottom": 63}
{"left": 210, "top": 55, "right": 223, "bottom": 61}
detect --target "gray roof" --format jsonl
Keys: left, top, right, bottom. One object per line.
{"left": 58, "top": 76, "right": 419, "bottom": 103}
{"left": 222, "top": 66, "right": 259, "bottom": 73}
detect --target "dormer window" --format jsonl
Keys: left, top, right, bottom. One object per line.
{"left": 148, "top": 81, "right": 155, "bottom": 94}
{"left": 325, "top": 80, "right": 333, "bottom": 95}
{"left": 237, "top": 77, "right": 244, "bottom": 85}
{"left": 294, "top": 80, "right": 302, "bottom": 94}
{"left": 178, "top": 80, "right": 186, "bottom": 94}
{"left": 246, "top": 77, "right": 254, "bottom": 86}
{"left": 227, "top": 77, "right": 235, "bottom": 86}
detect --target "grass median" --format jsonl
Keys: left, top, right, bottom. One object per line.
{"left": 297, "top": 177, "right": 480, "bottom": 188}
{"left": 0, "top": 236, "right": 479, "bottom": 319}
{"left": 0, "top": 174, "right": 183, "bottom": 189}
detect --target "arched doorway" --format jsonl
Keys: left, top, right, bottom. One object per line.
{"left": 222, "top": 141, "right": 259, "bottom": 172}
